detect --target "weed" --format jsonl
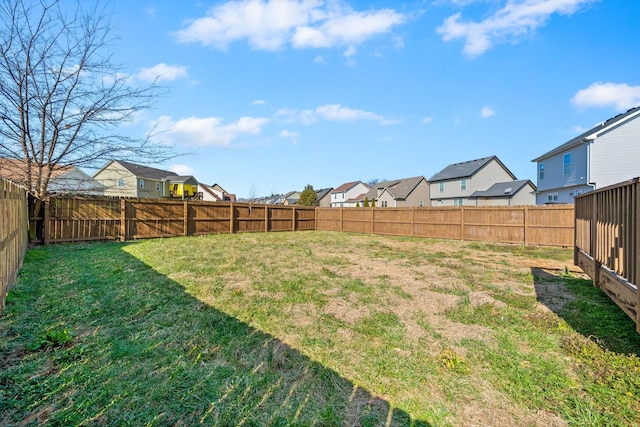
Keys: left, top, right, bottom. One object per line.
{"left": 28, "top": 328, "right": 74, "bottom": 351}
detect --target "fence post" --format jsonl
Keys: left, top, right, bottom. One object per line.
{"left": 43, "top": 199, "right": 50, "bottom": 245}
{"left": 371, "top": 207, "right": 375, "bottom": 234}
{"left": 523, "top": 206, "right": 528, "bottom": 246}
{"left": 120, "top": 198, "right": 127, "bottom": 242}
{"left": 265, "top": 205, "right": 269, "bottom": 232}
{"left": 591, "top": 192, "right": 601, "bottom": 287}
{"left": 460, "top": 206, "right": 465, "bottom": 241}
{"left": 635, "top": 181, "right": 640, "bottom": 333}
{"left": 183, "top": 201, "right": 189, "bottom": 236}
{"left": 292, "top": 206, "right": 297, "bottom": 231}
{"left": 340, "top": 208, "right": 344, "bottom": 232}
{"left": 411, "top": 207, "right": 415, "bottom": 237}
{"left": 229, "top": 203, "right": 235, "bottom": 234}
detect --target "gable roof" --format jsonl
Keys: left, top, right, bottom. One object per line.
{"left": 532, "top": 106, "right": 640, "bottom": 162}
{"left": 365, "top": 176, "right": 426, "bottom": 201}
{"left": 331, "top": 181, "right": 368, "bottom": 193}
{"left": 0, "top": 158, "right": 74, "bottom": 186}
{"left": 469, "top": 180, "right": 535, "bottom": 198}
{"left": 106, "top": 160, "right": 178, "bottom": 181}
{"left": 316, "top": 187, "right": 333, "bottom": 201}
{"left": 430, "top": 156, "right": 516, "bottom": 182}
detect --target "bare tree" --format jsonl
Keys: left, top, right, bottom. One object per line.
{"left": 0, "top": 0, "right": 169, "bottom": 203}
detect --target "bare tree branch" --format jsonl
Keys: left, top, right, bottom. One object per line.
{"left": 0, "top": 0, "right": 172, "bottom": 199}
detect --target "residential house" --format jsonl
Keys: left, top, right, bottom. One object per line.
{"left": 330, "top": 181, "right": 370, "bottom": 207}
{"left": 199, "top": 183, "right": 235, "bottom": 202}
{"left": 364, "top": 176, "right": 430, "bottom": 207}
{"left": 531, "top": 106, "right": 640, "bottom": 204}
{"left": 0, "top": 158, "right": 105, "bottom": 195}
{"left": 93, "top": 160, "right": 199, "bottom": 199}
{"left": 469, "top": 180, "right": 536, "bottom": 206}
{"left": 429, "top": 156, "right": 524, "bottom": 206}
{"left": 315, "top": 188, "right": 333, "bottom": 207}
{"left": 346, "top": 193, "right": 367, "bottom": 207}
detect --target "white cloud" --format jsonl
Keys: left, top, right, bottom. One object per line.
{"left": 276, "top": 104, "right": 396, "bottom": 125}
{"left": 313, "top": 55, "right": 327, "bottom": 64}
{"left": 168, "top": 164, "right": 194, "bottom": 176}
{"left": 155, "top": 115, "right": 270, "bottom": 147}
{"left": 316, "top": 104, "right": 398, "bottom": 124}
{"left": 279, "top": 129, "right": 300, "bottom": 143}
{"left": 252, "top": 99, "right": 267, "bottom": 105}
{"left": 138, "top": 63, "right": 188, "bottom": 82}
{"left": 421, "top": 116, "right": 433, "bottom": 124}
{"left": 571, "top": 82, "right": 640, "bottom": 111}
{"left": 174, "top": 0, "right": 405, "bottom": 54}
{"left": 437, "top": 0, "right": 595, "bottom": 57}
{"left": 343, "top": 45, "right": 357, "bottom": 58}
{"left": 480, "top": 106, "right": 495, "bottom": 118}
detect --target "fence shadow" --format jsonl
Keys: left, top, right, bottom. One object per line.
{"left": 531, "top": 267, "right": 640, "bottom": 356}
{"left": 1, "top": 242, "right": 430, "bottom": 426}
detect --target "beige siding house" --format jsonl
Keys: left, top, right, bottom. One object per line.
{"left": 429, "top": 156, "right": 529, "bottom": 206}
{"left": 470, "top": 180, "right": 536, "bottom": 206}
{"left": 93, "top": 160, "right": 199, "bottom": 199}
{"left": 364, "top": 176, "right": 430, "bottom": 207}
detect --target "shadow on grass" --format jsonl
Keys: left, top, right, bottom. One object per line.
{"left": 0, "top": 242, "right": 430, "bottom": 426}
{"left": 532, "top": 267, "right": 640, "bottom": 356}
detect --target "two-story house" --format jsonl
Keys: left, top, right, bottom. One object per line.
{"left": 364, "top": 176, "right": 430, "bottom": 207}
{"left": 330, "top": 181, "right": 370, "bottom": 207}
{"left": 93, "top": 160, "right": 199, "bottom": 199}
{"left": 199, "top": 183, "right": 235, "bottom": 202}
{"left": 0, "top": 158, "right": 105, "bottom": 195}
{"left": 429, "top": 156, "right": 529, "bottom": 206}
{"left": 531, "top": 106, "right": 640, "bottom": 204}
{"left": 316, "top": 188, "right": 333, "bottom": 207}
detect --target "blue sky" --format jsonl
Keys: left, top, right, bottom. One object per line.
{"left": 103, "top": 0, "right": 640, "bottom": 198}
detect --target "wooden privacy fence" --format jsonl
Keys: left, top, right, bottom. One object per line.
{"left": 574, "top": 178, "right": 640, "bottom": 332}
{"left": 316, "top": 205, "right": 574, "bottom": 247}
{"left": 1, "top": 178, "right": 29, "bottom": 311}
{"left": 41, "top": 196, "right": 316, "bottom": 243}
{"left": 39, "top": 196, "right": 573, "bottom": 246}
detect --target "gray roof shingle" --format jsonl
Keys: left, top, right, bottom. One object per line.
{"left": 429, "top": 156, "right": 507, "bottom": 182}
{"left": 365, "top": 176, "right": 426, "bottom": 201}
{"left": 531, "top": 106, "right": 640, "bottom": 162}
{"left": 469, "top": 180, "right": 534, "bottom": 198}
{"left": 116, "top": 160, "right": 178, "bottom": 180}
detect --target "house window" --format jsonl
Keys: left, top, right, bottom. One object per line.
{"left": 418, "top": 200, "right": 424, "bottom": 207}
{"left": 539, "top": 163, "right": 544, "bottom": 180}
{"left": 563, "top": 153, "right": 571, "bottom": 175}
{"left": 118, "top": 179, "right": 124, "bottom": 187}
{"left": 547, "top": 192, "right": 559, "bottom": 203}
{"left": 139, "top": 179, "right": 144, "bottom": 189}
{"left": 573, "top": 189, "right": 583, "bottom": 197}
{"left": 381, "top": 201, "right": 388, "bottom": 207}
{"left": 460, "top": 179, "right": 467, "bottom": 191}
{"left": 439, "top": 182, "right": 445, "bottom": 192}
{"left": 454, "top": 198, "right": 463, "bottom": 206}
{"left": 156, "top": 182, "right": 161, "bottom": 192}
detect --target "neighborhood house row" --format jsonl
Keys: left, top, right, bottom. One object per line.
{"left": 1, "top": 106, "right": 638, "bottom": 207}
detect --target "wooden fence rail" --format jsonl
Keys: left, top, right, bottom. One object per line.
{"left": 37, "top": 196, "right": 574, "bottom": 246}
{"left": 41, "top": 196, "right": 316, "bottom": 244}
{"left": 0, "top": 178, "right": 29, "bottom": 311}
{"left": 574, "top": 177, "right": 640, "bottom": 332}
{"left": 316, "top": 205, "right": 574, "bottom": 247}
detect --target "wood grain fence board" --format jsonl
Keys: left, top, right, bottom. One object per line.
{"left": 574, "top": 177, "right": 640, "bottom": 332}
{"left": 0, "top": 178, "right": 28, "bottom": 312}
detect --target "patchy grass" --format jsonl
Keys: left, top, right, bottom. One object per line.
{"left": 1, "top": 231, "right": 639, "bottom": 426}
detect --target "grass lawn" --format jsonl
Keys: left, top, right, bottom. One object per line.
{"left": 1, "top": 231, "right": 640, "bottom": 426}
